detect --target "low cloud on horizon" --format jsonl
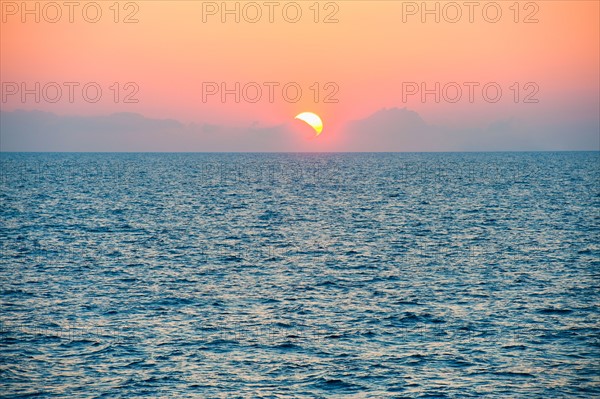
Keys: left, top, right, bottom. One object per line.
{"left": 1, "top": 108, "right": 598, "bottom": 152}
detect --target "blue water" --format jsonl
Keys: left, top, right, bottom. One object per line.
{"left": 1, "top": 152, "right": 599, "bottom": 398}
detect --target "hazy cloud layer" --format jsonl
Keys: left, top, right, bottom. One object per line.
{"left": 1, "top": 109, "right": 598, "bottom": 152}
{"left": 342, "top": 108, "right": 599, "bottom": 152}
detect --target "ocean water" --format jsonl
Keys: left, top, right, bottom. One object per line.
{"left": 0, "top": 152, "right": 598, "bottom": 398}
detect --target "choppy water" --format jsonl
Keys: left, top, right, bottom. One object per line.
{"left": 1, "top": 152, "right": 599, "bottom": 398}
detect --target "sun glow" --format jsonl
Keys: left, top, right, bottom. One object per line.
{"left": 294, "top": 112, "right": 323, "bottom": 136}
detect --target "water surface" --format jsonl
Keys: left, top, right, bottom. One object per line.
{"left": 1, "top": 152, "right": 598, "bottom": 398}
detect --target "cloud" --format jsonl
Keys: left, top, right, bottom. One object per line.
{"left": 0, "top": 110, "right": 299, "bottom": 152}
{"left": 341, "top": 108, "right": 599, "bottom": 151}
{"left": 1, "top": 109, "right": 598, "bottom": 152}
{"left": 342, "top": 107, "right": 450, "bottom": 151}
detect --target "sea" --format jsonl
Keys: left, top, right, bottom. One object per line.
{"left": 0, "top": 152, "right": 598, "bottom": 398}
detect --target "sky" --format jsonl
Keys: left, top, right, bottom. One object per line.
{"left": 1, "top": 0, "right": 599, "bottom": 151}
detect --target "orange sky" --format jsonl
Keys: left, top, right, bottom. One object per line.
{"left": 1, "top": 1, "right": 599, "bottom": 141}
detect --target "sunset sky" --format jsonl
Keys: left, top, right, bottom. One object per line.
{"left": 1, "top": 1, "right": 599, "bottom": 151}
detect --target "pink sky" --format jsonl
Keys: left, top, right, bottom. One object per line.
{"left": 1, "top": 1, "right": 598, "bottom": 150}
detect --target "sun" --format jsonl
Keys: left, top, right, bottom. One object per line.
{"left": 294, "top": 112, "right": 323, "bottom": 136}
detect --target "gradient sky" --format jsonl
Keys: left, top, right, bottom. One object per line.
{"left": 1, "top": 1, "right": 599, "bottom": 151}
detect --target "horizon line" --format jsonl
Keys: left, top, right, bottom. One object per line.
{"left": 1, "top": 150, "right": 599, "bottom": 154}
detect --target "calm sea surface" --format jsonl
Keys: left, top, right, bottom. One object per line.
{"left": 1, "top": 152, "right": 599, "bottom": 398}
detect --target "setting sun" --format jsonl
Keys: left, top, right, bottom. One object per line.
{"left": 294, "top": 112, "right": 324, "bottom": 136}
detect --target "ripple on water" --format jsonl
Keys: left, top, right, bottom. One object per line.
{"left": 1, "top": 152, "right": 598, "bottom": 398}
